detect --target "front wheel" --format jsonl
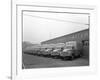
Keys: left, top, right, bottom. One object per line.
{"left": 70, "top": 55, "right": 74, "bottom": 60}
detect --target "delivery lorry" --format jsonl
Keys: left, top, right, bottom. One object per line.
{"left": 60, "top": 41, "right": 82, "bottom": 60}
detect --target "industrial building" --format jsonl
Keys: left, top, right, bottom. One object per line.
{"left": 41, "top": 29, "right": 89, "bottom": 58}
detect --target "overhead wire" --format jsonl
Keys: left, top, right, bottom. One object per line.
{"left": 23, "top": 13, "right": 89, "bottom": 25}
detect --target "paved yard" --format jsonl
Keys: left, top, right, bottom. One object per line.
{"left": 22, "top": 53, "right": 89, "bottom": 69}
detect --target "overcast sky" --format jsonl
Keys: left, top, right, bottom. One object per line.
{"left": 23, "top": 11, "right": 89, "bottom": 44}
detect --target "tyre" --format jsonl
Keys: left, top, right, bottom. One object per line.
{"left": 69, "top": 55, "right": 74, "bottom": 60}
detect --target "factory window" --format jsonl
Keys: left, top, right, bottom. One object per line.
{"left": 77, "top": 33, "right": 80, "bottom": 38}
{"left": 84, "top": 33, "right": 88, "bottom": 37}
{"left": 81, "top": 34, "right": 83, "bottom": 38}
{"left": 78, "top": 33, "right": 80, "bottom": 38}
{"left": 71, "top": 35, "right": 74, "bottom": 38}
{"left": 74, "top": 34, "right": 77, "bottom": 38}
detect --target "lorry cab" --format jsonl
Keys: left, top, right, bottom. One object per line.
{"left": 51, "top": 48, "right": 61, "bottom": 58}
{"left": 42, "top": 48, "right": 53, "bottom": 57}
{"left": 51, "top": 43, "right": 65, "bottom": 58}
